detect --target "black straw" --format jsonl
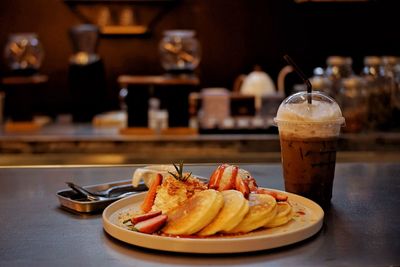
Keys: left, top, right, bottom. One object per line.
{"left": 283, "top": 55, "right": 312, "bottom": 104}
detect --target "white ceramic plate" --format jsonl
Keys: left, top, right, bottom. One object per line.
{"left": 102, "top": 190, "right": 324, "bottom": 254}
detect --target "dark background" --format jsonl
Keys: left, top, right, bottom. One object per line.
{"left": 0, "top": 0, "right": 399, "bottom": 118}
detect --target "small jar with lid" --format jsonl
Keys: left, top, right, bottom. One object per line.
{"left": 325, "top": 56, "right": 354, "bottom": 99}
{"left": 3, "top": 33, "right": 44, "bottom": 75}
{"left": 310, "top": 67, "right": 333, "bottom": 97}
{"left": 337, "top": 76, "right": 368, "bottom": 133}
{"left": 361, "top": 56, "right": 392, "bottom": 130}
{"left": 382, "top": 56, "right": 400, "bottom": 129}
{"left": 159, "top": 30, "right": 201, "bottom": 73}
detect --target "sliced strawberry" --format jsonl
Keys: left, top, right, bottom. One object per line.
{"left": 208, "top": 164, "right": 227, "bottom": 190}
{"left": 244, "top": 177, "right": 259, "bottom": 192}
{"left": 140, "top": 173, "right": 163, "bottom": 213}
{"left": 131, "top": 210, "right": 162, "bottom": 225}
{"left": 235, "top": 175, "right": 250, "bottom": 199}
{"left": 134, "top": 214, "right": 168, "bottom": 234}
{"left": 221, "top": 165, "right": 238, "bottom": 191}
{"left": 256, "top": 188, "right": 288, "bottom": 201}
{"left": 275, "top": 193, "right": 289, "bottom": 202}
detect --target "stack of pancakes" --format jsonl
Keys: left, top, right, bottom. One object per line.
{"left": 162, "top": 189, "right": 293, "bottom": 236}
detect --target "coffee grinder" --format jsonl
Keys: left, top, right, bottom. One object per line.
{"left": 68, "top": 24, "right": 107, "bottom": 122}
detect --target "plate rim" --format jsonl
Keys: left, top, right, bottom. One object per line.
{"left": 102, "top": 189, "right": 324, "bottom": 254}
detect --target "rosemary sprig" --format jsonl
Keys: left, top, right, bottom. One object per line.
{"left": 123, "top": 218, "right": 132, "bottom": 224}
{"left": 168, "top": 161, "right": 192, "bottom": 182}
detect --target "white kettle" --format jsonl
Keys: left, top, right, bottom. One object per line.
{"left": 233, "top": 65, "right": 293, "bottom": 113}
{"left": 240, "top": 65, "right": 277, "bottom": 98}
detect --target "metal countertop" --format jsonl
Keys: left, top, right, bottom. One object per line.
{"left": 0, "top": 163, "right": 399, "bottom": 266}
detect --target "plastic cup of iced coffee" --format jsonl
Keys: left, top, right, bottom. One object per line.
{"left": 274, "top": 91, "right": 345, "bottom": 209}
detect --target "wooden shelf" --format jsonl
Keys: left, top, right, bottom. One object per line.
{"left": 1, "top": 75, "right": 48, "bottom": 85}
{"left": 64, "top": 0, "right": 177, "bottom": 4}
{"left": 118, "top": 74, "right": 199, "bottom": 86}
{"left": 64, "top": 0, "right": 179, "bottom": 35}
{"left": 100, "top": 25, "right": 147, "bottom": 35}
{"left": 119, "top": 127, "right": 197, "bottom": 135}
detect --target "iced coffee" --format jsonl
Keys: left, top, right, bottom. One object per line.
{"left": 274, "top": 91, "right": 345, "bottom": 209}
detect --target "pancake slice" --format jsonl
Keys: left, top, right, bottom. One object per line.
{"left": 162, "top": 189, "right": 224, "bottom": 236}
{"left": 265, "top": 202, "right": 293, "bottom": 228}
{"left": 227, "top": 193, "right": 277, "bottom": 234}
{"left": 198, "top": 190, "right": 249, "bottom": 236}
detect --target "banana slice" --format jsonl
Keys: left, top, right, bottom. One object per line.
{"left": 162, "top": 189, "right": 224, "bottom": 236}
{"left": 198, "top": 190, "right": 249, "bottom": 236}
{"left": 265, "top": 202, "right": 293, "bottom": 228}
{"left": 227, "top": 193, "right": 277, "bottom": 234}
{"left": 131, "top": 165, "right": 175, "bottom": 187}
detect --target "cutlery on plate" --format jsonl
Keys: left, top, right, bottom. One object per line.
{"left": 65, "top": 181, "right": 147, "bottom": 201}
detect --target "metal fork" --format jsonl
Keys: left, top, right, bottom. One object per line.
{"left": 65, "top": 182, "right": 145, "bottom": 201}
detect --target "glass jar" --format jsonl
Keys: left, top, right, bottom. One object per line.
{"left": 337, "top": 76, "right": 368, "bottom": 133}
{"left": 382, "top": 56, "right": 400, "bottom": 129}
{"left": 3, "top": 33, "right": 44, "bottom": 73}
{"left": 310, "top": 67, "right": 332, "bottom": 97}
{"left": 361, "top": 56, "right": 392, "bottom": 130}
{"left": 325, "top": 56, "right": 354, "bottom": 99}
{"left": 159, "top": 30, "right": 201, "bottom": 73}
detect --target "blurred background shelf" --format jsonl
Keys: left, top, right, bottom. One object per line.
{"left": 1, "top": 123, "right": 399, "bottom": 166}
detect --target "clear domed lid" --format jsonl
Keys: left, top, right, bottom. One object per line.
{"left": 283, "top": 91, "right": 335, "bottom": 104}
{"left": 275, "top": 91, "right": 345, "bottom": 124}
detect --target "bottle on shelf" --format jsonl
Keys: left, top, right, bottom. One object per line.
{"left": 325, "top": 56, "right": 354, "bottom": 99}
{"left": 147, "top": 97, "right": 168, "bottom": 134}
{"left": 382, "top": 56, "right": 400, "bottom": 129}
{"left": 337, "top": 76, "right": 368, "bottom": 133}
{"left": 310, "top": 67, "right": 332, "bottom": 97}
{"left": 361, "top": 56, "right": 392, "bottom": 131}
{"left": 148, "top": 97, "right": 160, "bottom": 130}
